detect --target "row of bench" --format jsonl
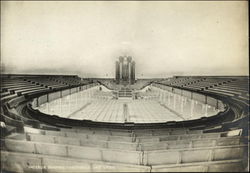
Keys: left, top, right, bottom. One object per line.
{"left": 2, "top": 150, "right": 245, "bottom": 172}
{"left": 1, "top": 75, "right": 91, "bottom": 103}
{"left": 1, "top": 75, "right": 248, "bottom": 172}
{"left": 2, "top": 138, "right": 246, "bottom": 166}
{"left": 158, "top": 77, "right": 249, "bottom": 102}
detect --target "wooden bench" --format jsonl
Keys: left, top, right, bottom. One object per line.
{"left": 1, "top": 150, "right": 150, "bottom": 172}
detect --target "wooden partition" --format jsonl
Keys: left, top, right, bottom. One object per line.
{"left": 143, "top": 145, "right": 246, "bottom": 165}
{"left": 36, "top": 84, "right": 98, "bottom": 107}
{"left": 1, "top": 151, "right": 150, "bottom": 173}
{"left": 48, "top": 91, "right": 61, "bottom": 102}
{"left": 3, "top": 139, "right": 143, "bottom": 165}
{"left": 173, "top": 88, "right": 182, "bottom": 95}
{"left": 151, "top": 159, "right": 244, "bottom": 172}
{"left": 38, "top": 95, "right": 48, "bottom": 106}
{"left": 207, "top": 97, "right": 218, "bottom": 108}
{"left": 70, "top": 87, "right": 78, "bottom": 94}
{"left": 193, "top": 93, "right": 206, "bottom": 104}
{"left": 61, "top": 89, "right": 70, "bottom": 97}
{"left": 153, "top": 83, "right": 223, "bottom": 109}
{"left": 182, "top": 90, "right": 192, "bottom": 98}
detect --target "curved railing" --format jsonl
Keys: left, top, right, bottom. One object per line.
{"left": 1, "top": 76, "right": 248, "bottom": 173}
{"left": 21, "top": 82, "right": 245, "bottom": 131}
{"left": 1, "top": 80, "right": 248, "bottom": 135}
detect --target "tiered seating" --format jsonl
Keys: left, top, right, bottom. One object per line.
{"left": 183, "top": 78, "right": 230, "bottom": 90}
{"left": 1, "top": 126, "right": 246, "bottom": 172}
{"left": 1, "top": 76, "right": 48, "bottom": 102}
{"left": 60, "top": 76, "right": 90, "bottom": 86}
{"left": 158, "top": 76, "right": 249, "bottom": 105}
{"left": 157, "top": 77, "right": 203, "bottom": 88}
{"left": 1, "top": 74, "right": 91, "bottom": 102}
{"left": 0, "top": 74, "right": 249, "bottom": 172}
{"left": 129, "top": 79, "right": 153, "bottom": 90}
{"left": 24, "top": 76, "right": 69, "bottom": 90}
{"left": 98, "top": 79, "right": 154, "bottom": 91}
{"left": 24, "top": 75, "right": 90, "bottom": 89}
{"left": 206, "top": 78, "right": 249, "bottom": 99}
{"left": 0, "top": 74, "right": 92, "bottom": 135}
{"left": 97, "top": 79, "right": 120, "bottom": 90}
{"left": 158, "top": 77, "right": 231, "bottom": 90}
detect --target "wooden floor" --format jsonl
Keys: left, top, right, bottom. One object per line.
{"left": 36, "top": 86, "right": 221, "bottom": 123}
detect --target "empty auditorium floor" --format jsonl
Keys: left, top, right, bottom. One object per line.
{"left": 36, "top": 89, "right": 221, "bottom": 123}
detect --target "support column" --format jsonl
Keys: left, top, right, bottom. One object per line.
{"left": 180, "top": 96, "right": 184, "bottom": 114}
{"left": 69, "top": 94, "right": 71, "bottom": 113}
{"left": 122, "top": 59, "right": 126, "bottom": 80}
{"left": 119, "top": 56, "right": 123, "bottom": 80}
{"left": 128, "top": 56, "right": 132, "bottom": 84}
{"left": 168, "top": 92, "right": 171, "bottom": 106}
{"left": 115, "top": 61, "right": 120, "bottom": 83}
{"left": 76, "top": 91, "right": 78, "bottom": 109}
{"left": 46, "top": 102, "right": 49, "bottom": 113}
{"left": 131, "top": 61, "right": 135, "bottom": 84}
{"left": 173, "top": 94, "right": 176, "bottom": 110}
{"left": 205, "top": 104, "right": 208, "bottom": 117}
{"left": 190, "top": 100, "right": 194, "bottom": 119}
{"left": 60, "top": 97, "right": 62, "bottom": 115}
{"left": 163, "top": 91, "right": 166, "bottom": 104}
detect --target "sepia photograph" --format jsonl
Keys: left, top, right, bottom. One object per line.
{"left": 0, "top": 0, "right": 249, "bottom": 172}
